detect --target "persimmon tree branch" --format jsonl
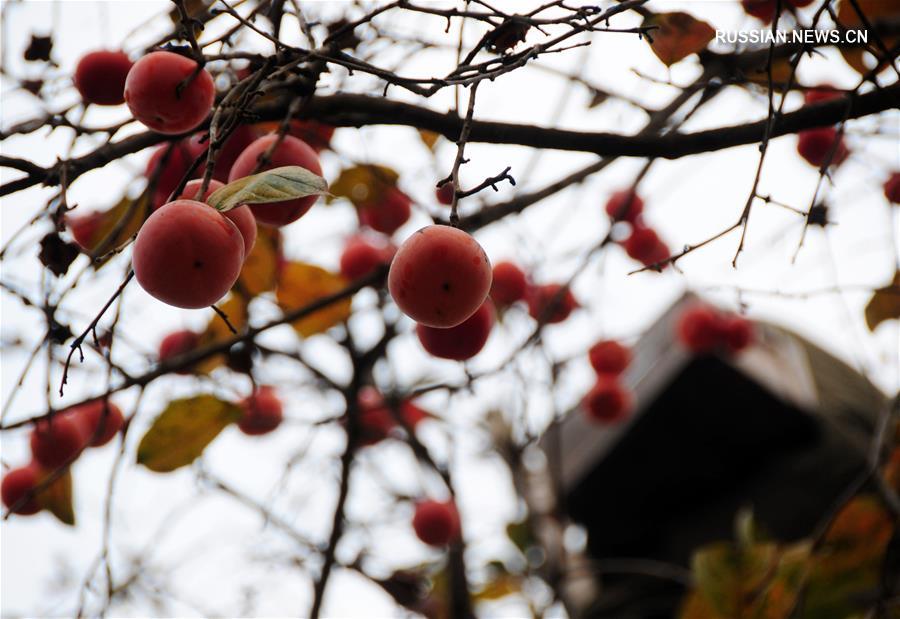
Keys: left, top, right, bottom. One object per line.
{"left": 4, "top": 83, "right": 897, "bottom": 199}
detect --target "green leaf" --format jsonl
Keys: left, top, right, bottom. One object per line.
{"left": 35, "top": 469, "right": 75, "bottom": 526}
{"left": 207, "top": 166, "right": 328, "bottom": 213}
{"left": 136, "top": 395, "right": 242, "bottom": 472}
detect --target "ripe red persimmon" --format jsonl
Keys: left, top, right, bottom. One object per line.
{"left": 605, "top": 189, "right": 644, "bottom": 222}
{"left": 490, "top": 261, "right": 528, "bottom": 306}
{"left": 188, "top": 124, "right": 259, "bottom": 182}
{"left": 527, "top": 283, "right": 578, "bottom": 324}
{"left": 237, "top": 386, "right": 283, "bottom": 436}
{"left": 417, "top": 301, "right": 494, "bottom": 361}
{"left": 175, "top": 180, "right": 256, "bottom": 259}
{"left": 436, "top": 183, "right": 454, "bottom": 205}
{"left": 125, "top": 51, "right": 215, "bottom": 135}
{"left": 676, "top": 304, "right": 724, "bottom": 353}
{"left": 30, "top": 415, "right": 87, "bottom": 468}
{"left": 797, "top": 127, "right": 849, "bottom": 167}
{"left": 884, "top": 172, "right": 900, "bottom": 203}
{"left": 228, "top": 134, "right": 323, "bottom": 227}
{"left": 583, "top": 378, "right": 632, "bottom": 423}
{"left": 339, "top": 235, "right": 395, "bottom": 281}
{"left": 70, "top": 400, "right": 125, "bottom": 447}
{"left": 74, "top": 50, "right": 132, "bottom": 105}
{"left": 388, "top": 225, "right": 492, "bottom": 328}
{"left": 146, "top": 141, "right": 204, "bottom": 209}
{"left": 358, "top": 186, "right": 413, "bottom": 235}
{"left": 66, "top": 210, "right": 104, "bottom": 251}
{"left": 158, "top": 329, "right": 200, "bottom": 372}
{"left": 1, "top": 464, "right": 43, "bottom": 516}
{"left": 622, "top": 226, "right": 660, "bottom": 263}
{"left": 588, "top": 340, "right": 631, "bottom": 376}
{"left": 412, "top": 500, "right": 461, "bottom": 546}
{"left": 132, "top": 200, "right": 244, "bottom": 309}
{"left": 721, "top": 315, "right": 755, "bottom": 353}
{"left": 741, "top": 0, "right": 777, "bottom": 22}
{"left": 287, "top": 120, "right": 335, "bottom": 152}
{"left": 356, "top": 387, "right": 427, "bottom": 445}
{"left": 803, "top": 84, "right": 842, "bottom": 106}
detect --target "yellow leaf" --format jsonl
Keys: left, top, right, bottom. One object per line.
{"left": 692, "top": 541, "right": 778, "bottom": 617}
{"left": 235, "top": 226, "right": 280, "bottom": 297}
{"left": 35, "top": 468, "right": 75, "bottom": 526}
{"left": 644, "top": 12, "right": 715, "bottom": 67}
{"left": 327, "top": 164, "right": 399, "bottom": 207}
{"left": 80, "top": 194, "right": 150, "bottom": 263}
{"left": 136, "top": 395, "right": 242, "bottom": 473}
{"left": 418, "top": 129, "right": 441, "bottom": 150}
{"left": 864, "top": 271, "right": 900, "bottom": 331}
{"left": 678, "top": 589, "right": 722, "bottom": 619}
{"left": 207, "top": 166, "right": 328, "bottom": 212}
{"left": 194, "top": 293, "right": 249, "bottom": 374}
{"left": 746, "top": 56, "right": 795, "bottom": 90}
{"left": 473, "top": 573, "right": 522, "bottom": 602}
{"left": 276, "top": 261, "right": 351, "bottom": 337}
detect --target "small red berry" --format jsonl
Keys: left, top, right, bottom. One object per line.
{"left": 490, "top": 261, "right": 529, "bottom": 306}
{"left": 1, "top": 464, "right": 43, "bottom": 515}
{"left": 412, "top": 500, "right": 461, "bottom": 546}
{"left": 588, "top": 340, "right": 631, "bottom": 376}
{"left": 605, "top": 189, "right": 644, "bottom": 222}
{"left": 583, "top": 378, "right": 632, "bottom": 424}
{"left": 237, "top": 386, "right": 283, "bottom": 436}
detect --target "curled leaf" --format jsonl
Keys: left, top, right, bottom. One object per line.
{"left": 136, "top": 395, "right": 242, "bottom": 472}
{"left": 207, "top": 166, "right": 328, "bottom": 212}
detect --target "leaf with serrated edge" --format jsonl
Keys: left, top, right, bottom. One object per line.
{"left": 136, "top": 395, "right": 242, "bottom": 472}
{"left": 207, "top": 166, "right": 328, "bottom": 212}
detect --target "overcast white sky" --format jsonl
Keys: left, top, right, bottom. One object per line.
{"left": 1, "top": 1, "right": 898, "bottom": 617}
